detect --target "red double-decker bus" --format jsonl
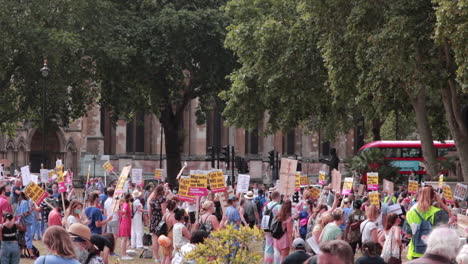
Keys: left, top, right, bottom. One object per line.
{"left": 359, "top": 140, "right": 456, "bottom": 175}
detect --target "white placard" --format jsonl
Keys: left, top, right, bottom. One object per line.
{"left": 454, "top": 183, "right": 468, "bottom": 201}
{"left": 236, "top": 174, "right": 250, "bottom": 193}
{"left": 40, "top": 169, "right": 49, "bottom": 183}
{"left": 131, "top": 168, "right": 143, "bottom": 185}
{"left": 31, "top": 174, "right": 38, "bottom": 184}
{"left": 0, "top": 164, "right": 4, "bottom": 178}
{"left": 21, "top": 165, "right": 31, "bottom": 185}
{"left": 55, "top": 159, "right": 62, "bottom": 167}
{"left": 306, "top": 235, "right": 320, "bottom": 254}
{"left": 388, "top": 203, "right": 403, "bottom": 215}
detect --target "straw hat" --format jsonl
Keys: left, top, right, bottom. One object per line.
{"left": 68, "top": 223, "right": 91, "bottom": 241}
{"left": 132, "top": 189, "right": 142, "bottom": 198}
{"left": 244, "top": 191, "right": 255, "bottom": 200}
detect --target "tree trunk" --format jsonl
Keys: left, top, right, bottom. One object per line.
{"left": 440, "top": 42, "right": 468, "bottom": 181}
{"left": 372, "top": 118, "right": 382, "bottom": 141}
{"left": 410, "top": 86, "right": 439, "bottom": 179}
{"left": 161, "top": 104, "right": 183, "bottom": 190}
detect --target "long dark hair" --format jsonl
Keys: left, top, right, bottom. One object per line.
{"left": 362, "top": 241, "right": 379, "bottom": 257}
{"left": 276, "top": 200, "right": 291, "bottom": 221}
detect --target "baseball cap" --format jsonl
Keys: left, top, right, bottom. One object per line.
{"left": 292, "top": 238, "right": 306, "bottom": 249}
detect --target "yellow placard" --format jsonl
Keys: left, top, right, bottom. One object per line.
{"left": 369, "top": 192, "right": 380, "bottom": 207}
{"left": 342, "top": 177, "right": 353, "bottom": 195}
{"left": 154, "top": 169, "right": 162, "bottom": 180}
{"left": 115, "top": 166, "right": 131, "bottom": 194}
{"left": 439, "top": 174, "right": 444, "bottom": 189}
{"left": 56, "top": 165, "right": 64, "bottom": 182}
{"left": 310, "top": 187, "right": 321, "bottom": 199}
{"left": 178, "top": 177, "right": 194, "bottom": 201}
{"left": 443, "top": 184, "right": 454, "bottom": 202}
{"left": 300, "top": 176, "right": 308, "bottom": 186}
{"left": 319, "top": 171, "right": 326, "bottom": 184}
{"left": 408, "top": 180, "right": 419, "bottom": 194}
{"left": 23, "top": 182, "right": 49, "bottom": 205}
{"left": 103, "top": 162, "right": 114, "bottom": 172}
{"left": 190, "top": 174, "right": 208, "bottom": 189}
{"left": 208, "top": 171, "right": 226, "bottom": 192}
{"left": 295, "top": 173, "right": 300, "bottom": 189}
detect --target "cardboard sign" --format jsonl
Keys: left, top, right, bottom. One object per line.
{"left": 56, "top": 165, "right": 64, "bottom": 183}
{"left": 438, "top": 174, "right": 444, "bottom": 189}
{"left": 154, "top": 169, "right": 163, "bottom": 180}
{"left": 21, "top": 165, "right": 31, "bottom": 186}
{"left": 300, "top": 176, "right": 308, "bottom": 187}
{"left": 56, "top": 159, "right": 62, "bottom": 167}
{"left": 217, "top": 186, "right": 235, "bottom": 214}
{"left": 208, "top": 170, "right": 226, "bottom": 193}
{"left": 369, "top": 192, "right": 380, "bottom": 207}
{"left": 236, "top": 174, "right": 250, "bottom": 193}
{"left": 367, "top": 172, "right": 378, "bottom": 191}
{"left": 388, "top": 203, "right": 403, "bottom": 215}
{"left": 383, "top": 179, "right": 394, "bottom": 194}
{"left": 310, "top": 187, "right": 321, "bottom": 199}
{"left": 295, "top": 173, "right": 301, "bottom": 191}
{"left": 358, "top": 184, "right": 366, "bottom": 196}
{"left": 178, "top": 176, "right": 195, "bottom": 202}
{"left": 331, "top": 169, "right": 341, "bottom": 194}
{"left": 114, "top": 166, "right": 132, "bottom": 195}
{"left": 279, "top": 158, "right": 298, "bottom": 195}
{"left": 31, "top": 174, "right": 38, "bottom": 184}
{"left": 408, "top": 180, "right": 419, "bottom": 194}
{"left": 189, "top": 171, "right": 209, "bottom": 196}
{"left": 458, "top": 214, "right": 468, "bottom": 237}
{"left": 454, "top": 183, "right": 468, "bottom": 201}
{"left": 342, "top": 177, "right": 353, "bottom": 195}
{"left": 319, "top": 171, "right": 326, "bottom": 185}
{"left": 103, "top": 161, "right": 114, "bottom": 173}
{"left": 131, "top": 168, "right": 143, "bottom": 185}
{"left": 443, "top": 184, "right": 454, "bottom": 204}
{"left": 23, "top": 182, "right": 49, "bottom": 205}
{"left": 58, "top": 181, "right": 67, "bottom": 193}
{"left": 40, "top": 169, "right": 49, "bottom": 183}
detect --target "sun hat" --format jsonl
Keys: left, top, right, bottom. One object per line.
{"left": 244, "top": 191, "right": 255, "bottom": 200}
{"left": 68, "top": 223, "right": 91, "bottom": 241}
{"left": 132, "top": 189, "right": 142, "bottom": 198}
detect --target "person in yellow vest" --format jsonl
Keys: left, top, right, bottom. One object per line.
{"left": 403, "top": 186, "right": 450, "bottom": 260}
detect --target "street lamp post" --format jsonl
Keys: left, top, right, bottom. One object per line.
{"left": 40, "top": 60, "right": 49, "bottom": 168}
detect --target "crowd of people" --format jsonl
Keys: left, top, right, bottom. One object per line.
{"left": 1, "top": 172, "right": 468, "bottom": 264}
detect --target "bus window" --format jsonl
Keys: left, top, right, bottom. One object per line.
{"left": 401, "top": 148, "right": 422, "bottom": 158}
{"left": 382, "top": 148, "right": 401, "bottom": 158}
{"left": 437, "top": 147, "right": 457, "bottom": 157}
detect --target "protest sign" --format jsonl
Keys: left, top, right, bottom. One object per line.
{"left": 357, "top": 184, "right": 366, "bottom": 196}
{"left": 438, "top": 174, "right": 444, "bottom": 189}
{"left": 443, "top": 184, "right": 454, "bottom": 204}
{"left": 300, "top": 175, "right": 308, "bottom": 187}
{"left": 217, "top": 186, "right": 235, "bottom": 214}
{"left": 208, "top": 170, "right": 226, "bottom": 193}
{"left": 58, "top": 181, "right": 67, "bottom": 193}
{"left": 131, "top": 168, "right": 143, "bottom": 185}
{"left": 23, "top": 182, "right": 49, "bottom": 205}
{"left": 369, "top": 192, "right": 380, "bottom": 207}
{"left": 103, "top": 161, "right": 114, "bottom": 173}
{"left": 189, "top": 171, "right": 209, "bottom": 196}
{"left": 279, "top": 158, "right": 298, "bottom": 195}
{"left": 388, "top": 203, "right": 403, "bottom": 215}
{"left": 114, "top": 166, "right": 132, "bottom": 195}
{"left": 458, "top": 214, "right": 468, "bottom": 237}
{"left": 454, "top": 183, "right": 468, "bottom": 201}
{"left": 295, "top": 173, "right": 301, "bottom": 191}
{"left": 331, "top": 169, "right": 341, "bottom": 194}
{"left": 21, "top": 165, "right": 31, "bottom": 185}
{"left": 367, "top": 172, "right": 378, "bottom": 191}
{"left": 383, "top": 179, "right": 394, "bottom": 194}
{"left": 408, "top": 180, "right": 419, "bottom": 194}
{"left": 319, "top": 171, "right": 326, "bottom": 185}
{"left": 342, "top": 177, "right": 353, "bottom": 195}
{"left": 31, "top": 174, "right": 38, "bottom": 184}
{"left": 56, "top": 159, "right": 62, "bottom": 167}
{"left": 40, "top": 169, "right": 49, "bottom": 183}
{"left": 154, "top": 169, "right": 163, "bottom": 180}
{"left": 56, "top": 165, "right": 64, "bottom": 183}
{"left": 178, "top": 176, "right": 195, "bottom": 202}
{"left": 236, "top": 174, "right": 250, "bottom": 193}
{"left": 310, "top": 187, "right": 321, "bottom": 199}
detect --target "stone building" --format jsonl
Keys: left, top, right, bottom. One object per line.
{"left": 0, "top": 100, "right": 361, "bottom": 184}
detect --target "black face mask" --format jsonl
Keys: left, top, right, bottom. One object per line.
{"left": 184, "top": 215, "right": 189, "bottom": 223}
{"left": 5, "top": 192, "right": 10, "bottom": 197}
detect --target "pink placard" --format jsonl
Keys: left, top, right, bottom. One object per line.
{"left": 367, "top": 184, "right": 378, "bottom": 191}
{"left": 189, "top": 187, "right": 208, "bottom": 197}
{"left": 58, "top": 182, "right": 66, "bottom": 193}
{"left": 211, "top": 186, "right": 226, "bottom": 193}
{"left": 178, "top": 195, "right": 195, "bottom": 202}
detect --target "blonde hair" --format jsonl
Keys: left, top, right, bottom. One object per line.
{"left": 417, "top": 186, "right": 434, "bottom": 212}
{"left": 365, "top": 205, "right": 380, "bottom": 221}
{"left": 202, "top": 201, "right": 214, "bottom": 211}
{"left": 43, "top": 226, "right": 76, "bottom": 258}
{"left": 319, "top": 212, "right": 333, "bottom": 228}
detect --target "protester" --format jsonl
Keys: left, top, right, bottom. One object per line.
{"left": 379, "top": 213, "right": 401, "bottom": 262}
{"left": 319, "top": 208, "right": 344, "bottom": 244}
{"left": 281, "top": 238, "right": 309, "bottom": 264}
{"left": 103, "top": 187, "right": 119, "bottom": 234}
{"left": 354, "top": 241, "right": 385, "bottom": 264}
{"left": 0, "top": 213, "right": 24, "bottom": 264}
{"left": 197, "top": 200, "right": 219, "bottom": 235}
{"left": 34, "top": 226, "right": 79, "bottom": 264}
{"left": 90, "top": 234, "right": 112, "bottom": 264}
{"left": 306, "top": 240, "right": 354, "bottom": 264}
{"left": 117, "top": 193, "right": 132, "bottom": 260}
{"left": 15, "top": 192, "right": 35, "bottom": 258}
{"left": 273, "top": 200, "right": 293, "bottom": 264}
{"left": 172, "top": 230, "right": 205, "bottom": 264}
{"left": 263, "top": 191, "right": 281, "bottom": 264}
{"left": 0, "top": 186, "right": 13, "bottom": 224}
{"left": 404, "top": 186, "right": 450, "bottom": 260}
{"left": 457, "top": 244, "right": 468, "bottom": 264}
{"left": 68, "top": 223, "right": 104, "bottom": 264}
{"left": 360, "top": 204, "right": 379, "bottom": 244}
{"left": 148, "top": 184, "right": 167, "bottom": 262}
{"left": 344, "top": 199, "right": 365, "bottom": 253}
{"left": 85, "top": 193, "right": 113, "bottom": 235}
{"left": 10, "top": 180, "right": 22, "bottom": 212}
{"left": 311, "top": 212, "right": 333, "bottom": 243}
{"left": 131, "top": 189, "right": 147, "bottom": 249}
{"left": 66, "top": 200, "right": 85, "bottom": 228}
{"left": 243, "top": 191, "right": 260, "bottom": 228}
{"left": 406, "top": 227, "right": 459, "bottom": 264}
{"left": 221, "top": 197, "right": 241, "bottom": 229}
{"left": 160, "top": 198, "right": 177, "bottom": 264}
{"left": 173, "top": 208, "right": 191, "bottom": 253}
{"left": 48, "top": 202, "right": 63, "bottom": 227}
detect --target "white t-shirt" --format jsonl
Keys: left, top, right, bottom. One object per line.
{"left": 67, "top": 215, "right": 79, "bottom": 228}
{"left": 182, "top": 202, "right": 196, "bottom": 213}
{"left": 360, "top": 220, "right": 377, "bottom": 243}
{"left": 104, "top": 197, "right": 119, "bottom": 221}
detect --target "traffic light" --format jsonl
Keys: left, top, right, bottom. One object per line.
{"left": 207, "top": 146, "right": 215, "bottom": 168}
{"left": 221, "top": 145, "right": 230, "bottom": 168}
{"left": 268, "top": 150, "right": 275, "bottom": 166}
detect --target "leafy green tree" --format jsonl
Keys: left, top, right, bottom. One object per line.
{"left": 96, "top": 0, "right": 235, "bottom": 187}
{"left": 0, "top": 0, "right": 105, "bottom": 132}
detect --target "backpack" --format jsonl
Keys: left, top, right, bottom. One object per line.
{"left": 198, "top": 215, "right": 213, "bottom": 236}
{"left": 143, "top": 233, "right": 152, "bottom": 246}
{"left": 255, "top": 196, "right": 266, "bottom": 218}
{"left": 155, "top": 219, "right": 168, "bottom": 236}
{"left": 261, "top": 203, "right": 279, "bottom": 232}
{"left": 413, "top": 209, "right": 433, "bottom": 254}
{"left": 270, "top": 218, "right": 285, "bottom": 239}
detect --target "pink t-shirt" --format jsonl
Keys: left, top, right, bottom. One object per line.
{"left": 0, "top": 196, "right": 12, "bottom": 224}
{"left": 48, "top": 208, "right": 62, "bottom": 227}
